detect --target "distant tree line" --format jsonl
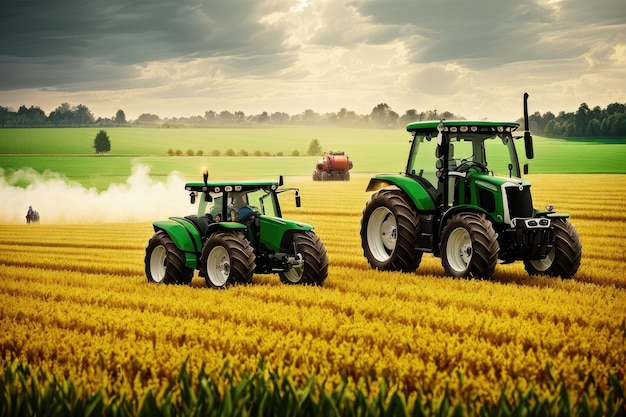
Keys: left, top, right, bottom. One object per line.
{"left": 0, "top": 102, "right": 459, "bottom": 129}
{"left": 2, "top": 101, "right": 626, "bottom": 137}
{"left": 521, "top": 102, "right": 626, "bottom": 138}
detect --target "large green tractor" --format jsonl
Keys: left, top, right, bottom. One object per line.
{"left": 360, "top": 94, "right": 582, "bottom": 279}
{"left": 145, "top": 172, "right": 328, "bottom": 288}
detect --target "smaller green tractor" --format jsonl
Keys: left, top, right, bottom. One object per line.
{"left": 145, "top": 171, "right": 328, "bottom": 288}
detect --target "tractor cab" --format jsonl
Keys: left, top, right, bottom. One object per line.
{"left": 405, "top": 120, "right": 527, "bottom": 209}
{"left": 183, "top": 177, "right": 300, "bottom": 247}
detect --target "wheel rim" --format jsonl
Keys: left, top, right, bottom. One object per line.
{"left": 447, "top": 227, "right": 473, "bottom": 273}
{"left": 283, "top": 254, "right": 305, "bottom": 283}
{"left": 149, "top": 245, "right": 167, "bottom": 283}
{"left": 367, "top": 207, "right": 397, "bottom": 262}
{"left": 528, "top": 245, "right": 555, "bottom": 272}
{"left": 207, "top": 246, "right": 230, "bottom": 287}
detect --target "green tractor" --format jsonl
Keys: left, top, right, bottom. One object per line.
{"left": 360, "top": 93, "right": 582, "bottom": 279}
{"left": 145, "top": 171, "right": 328, "bottom": 288}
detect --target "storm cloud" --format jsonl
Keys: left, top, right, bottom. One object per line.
{"left": 0, "top": 0, "right": 624, "bottom": 120}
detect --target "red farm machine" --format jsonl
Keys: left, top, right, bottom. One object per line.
{"left": 312, "top": 151, "right": 353, "bottom": 181}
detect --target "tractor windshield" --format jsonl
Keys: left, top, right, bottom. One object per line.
{"left": 406, "top": 130, "right": 522, "bottom": 186}
{"left": 196, "top": 188, "right": 279, "bottom": 221}
{"left": 447, "top": 132, "right": 521, "bottom": 178}
{"left": 406, "top": 133, "right": 439, "bottom": 187}
{"left": 247, "top": 188, "right": 279, "bottom": 217}
{"left": 197, "top": 193, "right": 225, "bottom": 220}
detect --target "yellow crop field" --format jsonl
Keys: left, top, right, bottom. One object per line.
{"left": 1, "top": 173, "right": 625, "bottom": 411}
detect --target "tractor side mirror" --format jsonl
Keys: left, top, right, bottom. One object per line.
{"left": 190, "top": 192, "right": 196, "bottom": 204}
{"left": 295, "top": 190, "right": 301, "bottom": 207}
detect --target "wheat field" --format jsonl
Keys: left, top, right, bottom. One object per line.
{"left": 0, "top": 173, "right": 625, "bottom": 410}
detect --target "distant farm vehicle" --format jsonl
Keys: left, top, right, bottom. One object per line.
{"left": 145, "top": 170, "right": 328, "bottom": 288}
{"left": 312, "top": 151, "right": 353, "bottom": 181}
{"left": 360, "top": 93, "right": 582, "bottom": 279}
{"left": 26, "top": 207, "right": 39, "bottom": 224}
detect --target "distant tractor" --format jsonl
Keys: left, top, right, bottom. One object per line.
{"left": 360, "top": 93, "right": 582, "bottom": 279}
{"left": 312, "top": 151, "right": 353, "bottom": 181}
{"left": 145, "top": 170, "right": 328, "bottom": 288}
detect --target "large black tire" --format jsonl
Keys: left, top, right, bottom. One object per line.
{"left": 279, "top": 231, "right": 329, "bottom": 286}
{"left": 145, "top": 231, "right": 194, "bottom": 285}
{"left": 440, "top": 213, "right": 499, "bottom": 278}
{"left": 360, "top": 189, "right": 423, "bottom": 272}
{"left": 524, "top": 219, "right": 582, "bottom": 278}
{"left": 200, "top": 232, "right": 255, "bottom": 288}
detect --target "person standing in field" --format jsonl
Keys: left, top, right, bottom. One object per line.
{"left": 26, "top": 206, "right": 39, "bottom": 224}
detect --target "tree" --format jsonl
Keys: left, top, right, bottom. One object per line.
{"left": 370, "top": 103, "right": 399, "bottom": 127}
{"left": 135, "top": 113, "right": 160, "bottom": 125}
{"left": 574, "top": 103, "right": 590, "bottom": 136}
{"left": 256, "top": 111, "right": 270, "bottom": 123}
{"left": 93, "top": 130, "right": 111, "bottom": 154}
{"left": 74, "top": 104, "right": 94, "bottom": 125}
{"left": 586, "top": 119, "right": 601, "bottom": 136}
{"left": 49, "top": 103, "right": 72, "bottom": 125}
{"left": 307, "top": 138, "right": 323, "bottom": 156}
{"left": 114, "top": 109, "right": 126, "bottom": 124}
{"left": 17, "top": 105, "right": 46, "bottom": 126}
{"left": 270, "top": 112, "right": 290, "bottom": 124}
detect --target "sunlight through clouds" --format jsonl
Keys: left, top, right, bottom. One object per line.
{"left": 0, "top": 0, "right": 624, "bottom": 121}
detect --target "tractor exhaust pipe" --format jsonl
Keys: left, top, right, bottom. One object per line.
{"left": 523, "top": 92, "right": 534, "bottom": 159}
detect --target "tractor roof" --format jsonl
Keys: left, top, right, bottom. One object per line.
{"left": 185, "top": 179, "right": 280, "bottom": 193}
{"left": 406, "top": 120, "right": 520, "bottom": 135}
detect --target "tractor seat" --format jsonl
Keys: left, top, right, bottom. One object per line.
{"left": 184, "top": 214, "right": 215, "bottom": 237}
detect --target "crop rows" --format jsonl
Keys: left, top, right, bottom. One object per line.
{"left": 1, "top": 174, "right": 625, "bottom": 412}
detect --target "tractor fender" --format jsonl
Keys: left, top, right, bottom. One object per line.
{"left": 259, "top": 216, "right": 314, "bottom": 252}
{"left": 366, "top": 175, "right": 436, "bottom": 211}
{"left": 438, "top": 205, "right": 490, "bottom": 237}
{"left": 153, "top": 219, "right": 203, "bottom": 269}
{"left": 209, "top": 221, "right": 248, "bottom": 231}
{"left": 153, "top": 219, "right": 202, "bottom": 253}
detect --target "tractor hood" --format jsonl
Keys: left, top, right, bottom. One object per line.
{"left": 469, "top": 173, "right": 529, "bottom": 190}
{"left": 468, "top": 173, "right": 533, "bottom": 224}
{"left": 259, "top": 215, "right": 314, "bottom": 252}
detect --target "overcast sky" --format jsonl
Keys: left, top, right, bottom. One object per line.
{"left": 0, "top": 0, "right": 624, "bottom": 121}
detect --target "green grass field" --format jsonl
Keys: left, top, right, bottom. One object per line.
{"left": 1, "top": 127, "right": 625, "bottom": 190}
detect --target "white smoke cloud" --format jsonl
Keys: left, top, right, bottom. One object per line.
{"left": 0, "top": 164, "right": 193, "bottom": 224}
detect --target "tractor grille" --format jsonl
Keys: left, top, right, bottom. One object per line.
{"left": 506, "top": 185, "right": 533, "bottom": 218}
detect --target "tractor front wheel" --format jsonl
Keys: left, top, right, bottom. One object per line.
{"left": 440, "top": 213, "right": 499, "bottom": 278}
{"left": 145, "top": 231, "right": 193, "bottom": 285}
{"left": 279, "top": 231, "right": 329, "bottom": 286}
{"left": 360, "top": 189, "right": 422, "bottom": 272}
{"left": 201, "top": 232, "right": 255, "bottom": 288}
{"left": 524, "top": 219, "right": 582, "bottom": 278}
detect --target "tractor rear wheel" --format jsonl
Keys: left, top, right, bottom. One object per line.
{"left": 440, "top": 213, "right": 499, "bottom": 278}
{"left": 524, "top": 219, "right": 582, "bottom": 278}
{"left": 279, "top": 231, "right": 329, "bottom": 286}
{"left": 360, "top": 189, "right": 422, "bottom": 272}
{"left": 201, "top": 232, "right": 255, "bottom": 288}
{"left": 145, "top": 231, "right": 193, "bottom": 285}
